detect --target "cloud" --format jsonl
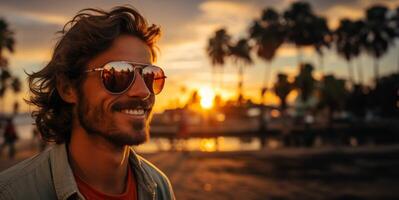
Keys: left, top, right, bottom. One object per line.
{"left": 313, "top": 0, "right": 399, "bottom": 29}
{"left": 197, "top": 0, "right": 257, "bottom": 37}
{"left": 323, "top": 5, "right": 364, "bottom": 29}
{"left": 306, "top": 0, "right": 362, "bottom": 12}
{"left": 360, "top": 0, "right": 399, "bottom": 9}
{"left": 0, "top": 0, "right": 206, "bottom": 48}
{"left": 21, "top": 12, "right": 68, "bottom": 25}
{"left": 135, "top": 0, "right": 205, "bottom": 46}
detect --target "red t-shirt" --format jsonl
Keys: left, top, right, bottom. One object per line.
{"left": 74, "top": 168, "right": 137, "bottom": 200}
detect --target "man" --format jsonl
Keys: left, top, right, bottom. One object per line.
{"left": 0, "top": 6, "right": 174, "bottom": 200}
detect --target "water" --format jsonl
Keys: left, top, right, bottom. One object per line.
{"left": 13, "top": 114, "right": 35, "bottom": 140}
{"left": 134, "top": 137, "right": 261, "bottom": 153}
{"left": 11, "top": 114, "right": 261, "bottom": 153}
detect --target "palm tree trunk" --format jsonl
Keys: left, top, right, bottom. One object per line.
{"left": 220, "top": 67, "right": 224, "bottom": 91}
{"left": 297, "top": 46, "right": 302, "bottom": 66}
{"left": 261, "top": 62, "right": 273, "bottom": 105}
{"left": 212, "top": 67, "right": 216, "bottom": 90}
{"left": 13, "top": 95, "right": 18, "bottom": 114}
{"left": 261, "top": 63, "right": 269, "bottom": 105}
{"left": 374, "top": 59, "right": 379, "bottom": 84}
{"left": 353, "top": 63, "right": 358, "bottom": 85}
{"left": 0, "top": 50, "right": 5, "bottom": 114}
{"left": 397, "top": 52, "right": 399, "bottom": 73}
{"left": 356, "top": 58, "right": 364, "bottom": 86}
{"left": 237, "top": 65, "right": 244, "bottom": 104}
{"left": 281, "top": 98, "right": 287, "bottom": 111}
{"left": 263, "top": 62, "right": 269, "bottom": 91}
{"left": 263, "top": 62, "right": 273, "bottom": 90}
{"left": 267, "top": 64, "right": 273, "bottom": 90}
{"left": 347, "top": 61, "right": 354, "bottom": 85}
{"left": 1, "top": 97, "right": 4, "bottom": 113}
{"left": 318, "top": 54, "right": 324, "bottom": 76}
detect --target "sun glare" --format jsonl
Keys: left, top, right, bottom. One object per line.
{"left": 199, "top": 87, "right": 215, "bottom": 109}
{"left": 199, "top": 139, "right": 217, "bottom": 152}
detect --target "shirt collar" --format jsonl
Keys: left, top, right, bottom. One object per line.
{"left": 49, "top": 144, "right": 156, "bottom": 200}
{"left": 50, "top": 144, "right": 81, "bottom": 200}
{"left": 128, "top": 147, "right": 157, "bottom": 199}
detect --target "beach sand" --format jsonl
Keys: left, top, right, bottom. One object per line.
{"left": 1, "top": 141, "right": 398, "bottom": 200}
{"left": 142, "top": 146, "right": 399, "bottom": 200}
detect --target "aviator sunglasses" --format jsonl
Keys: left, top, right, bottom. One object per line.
{"left": 85, "top": 61, "right": 166, "bottom": 95}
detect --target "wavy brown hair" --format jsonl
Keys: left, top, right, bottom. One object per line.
{"left": 27, "top": 6, "right": 161, "bottom": 144}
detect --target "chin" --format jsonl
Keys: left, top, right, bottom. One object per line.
{"left": 107, "top": 126, "right": 150, "bottom": 147}
{"left": 127, "top": 130, "right": 149, "bottom": 146}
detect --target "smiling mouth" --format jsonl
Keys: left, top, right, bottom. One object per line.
{"left": 118, "top": 108, "right": 147, "bottom": 116}
{"left": 112, "top": 99, "right": 152, "bottom": 117}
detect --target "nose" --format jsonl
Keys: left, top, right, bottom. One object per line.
{"left": 126, "top": 70, "right": 151, "bottom": 99}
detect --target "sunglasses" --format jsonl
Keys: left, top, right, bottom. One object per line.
{"left": 85, "top": 61, "right": 166, "bottom": 95}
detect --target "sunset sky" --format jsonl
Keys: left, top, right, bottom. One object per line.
{"left": 1, "top": 0, "right": 399, "bottom": 113}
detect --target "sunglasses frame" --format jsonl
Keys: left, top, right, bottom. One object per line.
{"left": 85, "top": 60, "right": 166, "bottom": 95}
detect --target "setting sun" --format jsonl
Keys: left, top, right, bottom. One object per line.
{"left": 199, "top": 87, "right": 215, "bottom": 109}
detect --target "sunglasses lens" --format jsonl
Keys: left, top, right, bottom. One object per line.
{"left": 143, "top": 66, "right": 166, "bottom": 95}
{"left": 100, "top": 61, "right": 165, "bottom": 94}
{"left": 101, "top": 62, "right": 134, "bottom": 93}
{"left": 153, "top": 77, "right": 165, "bottom": 94}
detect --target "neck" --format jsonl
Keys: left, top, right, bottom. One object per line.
{"left": 68, "top": 125, "right": 130, "bottom": 194}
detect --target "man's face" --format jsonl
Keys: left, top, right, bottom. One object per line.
{"left": 76, "top": 35, "right": 155, "bottom": 146}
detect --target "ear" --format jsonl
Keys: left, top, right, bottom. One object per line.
{"left": 56, "top": 75, "right": 78, "bottom": 104}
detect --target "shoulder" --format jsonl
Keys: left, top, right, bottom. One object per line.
{"left": 0, "top": 148, "right": 56, "bottom": 199}
{"left": 0, "top": 149, "right": 51, "bottom": 186}
{"left": 137, "top": 155, "right": 172, "bottom": 186}
{"left": 137, "top": 155, "right": 168, "bottom": 181}
{"left": 136, "top": 155, "right": 175, "bottom": 200}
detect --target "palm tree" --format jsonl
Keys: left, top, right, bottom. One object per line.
{"left": 363, "top": 5, "right": 396, "bottom": 83}
{"left": 335, "top": 19, "right": 359, "bottom": 84}
{"left": 11, "top": 77, "right": 21, "bottom": 113}
{"left": 389, "top": 6, "right": 399, "bottom": 73}
{"left": 0, "top": 18, "right": 14, "bottom": 66}
{"left": 273, "top": 73, "right": 293, "bottom": 112}
{"left": 294, "top": 63, "right": 316, "bottom": 103}
{"left": 346, "top": 84, "right": 368, "bottom": 119}
{"left": 229, "top": 38, "right": 253, "bottom": 104}
{"left": 206, "top": 28, "right": 231, "bottom": 91}
{"left": 0, "top": 68, "right": 10, "bottom": 96}
{"left": 0, "top": 18, "right": 15, "bottom": 112}
{"left": 371, "top": 73, "right": 399, "bottom": 117}
{"left": 283, "top": 1, "right": 318, "bottom": 65}
{"left": 312, "top": 16, "right": 332, "bottom": 74}
{"left": 249, "top": 8, "right": 286, "bottom": 103}
{"left": 352, "top": 20, "right": 367, "bottom": 85}
{"left": 318, "top": 75, "right": 347, "bottom": 127}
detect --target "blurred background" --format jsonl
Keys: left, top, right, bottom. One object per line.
{"left": 0, "top": 0, "right": 399, "bottom": 199}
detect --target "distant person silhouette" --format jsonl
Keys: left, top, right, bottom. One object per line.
{"left": 0, "top": 118, "right": 18, "bottom": 159}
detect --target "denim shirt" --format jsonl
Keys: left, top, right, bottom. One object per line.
{"left": 0, "top": 144, "right": 175, "bottom": 200}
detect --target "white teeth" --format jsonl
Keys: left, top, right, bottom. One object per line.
{"left": 121, "top": 109, "right": 145, "bottom": 116}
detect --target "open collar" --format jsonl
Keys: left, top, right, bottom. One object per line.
{"left": 49, "top": 144, "right": 157, "bottom": 200}
{"left": 128, "top": 147, "right": 157, "bottom": 200}
{"left": 50, "top": 144, "right": 82, "bottom": 200}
